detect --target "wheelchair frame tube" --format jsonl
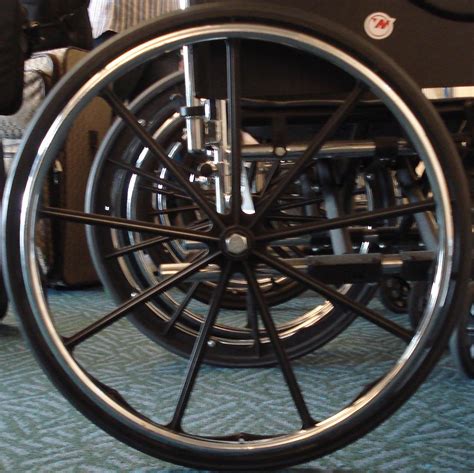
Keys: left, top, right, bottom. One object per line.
{"left": 182, "top": 44, "right": 205, "bottom": 153}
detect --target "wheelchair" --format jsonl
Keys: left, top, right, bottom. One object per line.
{"left": 2, "top": 0, "right": 474, "bottom": 469}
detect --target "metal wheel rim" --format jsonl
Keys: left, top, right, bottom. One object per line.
{"left": 19, "top": 23, "right": 453, "bottom": 454}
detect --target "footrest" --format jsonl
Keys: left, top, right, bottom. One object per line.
{"left": 308, "top": 251, "right": 434, "bottom": 284}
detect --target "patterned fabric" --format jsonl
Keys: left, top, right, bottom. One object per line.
{"left": 0, "top": 291, "right": 473, "bottom": 471}
{"left": 1, "top": 138, "right": 21, "bottom": 173}
{"left": 0, "top": 54, "right": 56, "bottom": 140}
{"left": 88, "top": 0, "right": 184, "bottom": 38}
{"left": 0, "top": 49, "right": 74, "bottom": 142}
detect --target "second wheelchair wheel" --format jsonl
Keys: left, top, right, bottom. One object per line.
{"left": 3, "top": 3, "right": 471, "bottom": 469}
{"left": 85, "top": 72, "right": 384, "bottom": 367}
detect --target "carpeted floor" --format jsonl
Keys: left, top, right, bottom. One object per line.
{"left": 0, "top": 288, "right": 472, "bottom": 472}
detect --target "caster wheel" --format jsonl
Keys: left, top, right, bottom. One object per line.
{"left": 449, "top": 284, "right": 474, "bottom": 378}
{"left": 379, "top": 277, "right": 410, "bottom": 314}
{"left": 3, "top": 4, "right": 471, "bottom": 469}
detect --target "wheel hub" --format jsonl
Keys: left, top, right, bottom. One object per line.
{"left": 225, "top": 233, "right": 248, "bottom": 255}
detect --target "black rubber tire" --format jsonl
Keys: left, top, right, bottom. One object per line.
{"left": 0, "top": 152, "right": 8, "bottom": 320}
{"left": 408, "top": 281, "right": 473, "bottom": 374}
{"left": 0, "top": 277, "right": 8, "bottom": 321}
{"left": 2, "top": 3, "right": 471, "bottom": 469}
{"left": 449, "top": 289, "right": 474, "bottom": 378}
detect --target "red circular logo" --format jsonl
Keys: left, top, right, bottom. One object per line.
{"left": 364, "top": 12, "right": 396, "bottom": 40}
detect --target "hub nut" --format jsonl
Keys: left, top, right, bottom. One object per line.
{"left": 225, "top": 233, "right": 248, "bottom": 255}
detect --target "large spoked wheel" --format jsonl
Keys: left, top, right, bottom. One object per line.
{"left": 3, "top": 4, "right": 471, "bottom": 469}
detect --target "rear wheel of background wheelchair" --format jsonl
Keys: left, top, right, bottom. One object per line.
{"left": 85, "top": 72, "right": 381, "bottom": 367}
{"left": 2, "top": 4, "right": 471, "bottom": 469}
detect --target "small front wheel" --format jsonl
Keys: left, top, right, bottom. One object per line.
{"left": 449, "top": 284, "right": 474, "bottom": 378}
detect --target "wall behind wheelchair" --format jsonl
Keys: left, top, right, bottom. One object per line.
{"left": 0, "top": 0, "right": 110, "bottom": 287}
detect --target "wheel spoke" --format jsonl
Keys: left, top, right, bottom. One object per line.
{"left": 266, "top": 214, "right": 324, "bottom": 223}
{"left": 64, "top": 251, "right": 221, "bottom": 349}
{"left": 108, "top": 158, "right": 187, "bottom": 195}
{"left": 245, "top": 288, "right": 261, "bottom": 357}
{"left": 102, "top": 88, "right": 224, "bottom": 231}
{"left": 106, "top": 235, "right": 170, "bottom": 259}
{"left": 139, "top": 184, "right": 193, "bottom": 202}
{"left": 168, "top": 262, "right": 233, "bottom": 431}
{"left": 40, "top": 207, "right": 217, "bottom": 243}
{"left": 254, "top": 250, "right": 413, "bottom": 342}
{"left": 256, "top": 200, "right": 435, "bottom": 243}
{"left": 226, "top": 39, "right": 242, "bottom": 223}
{"left": 149, "top": 204, "right": 200, "bottom": 216}
{"left": 104, "top": 220, "right": 209, "bottom": 259}
{"left": 273, "top": 196, "right": 324, "bottom": 212}
{"left": 251, "top": 83, "right": 366, "bottom": 227}
{"left": 243, "top": 262, "right": 315, "bottom": 428}
{"left": 162, "top": 282, "right": 201, "bottom": 336}
{"left": 259, "top": 160, "right": 280, "bottom": 197}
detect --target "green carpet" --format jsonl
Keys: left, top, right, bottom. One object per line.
{"left": 0, "top": 288, "right": 472, "bottom": 472}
